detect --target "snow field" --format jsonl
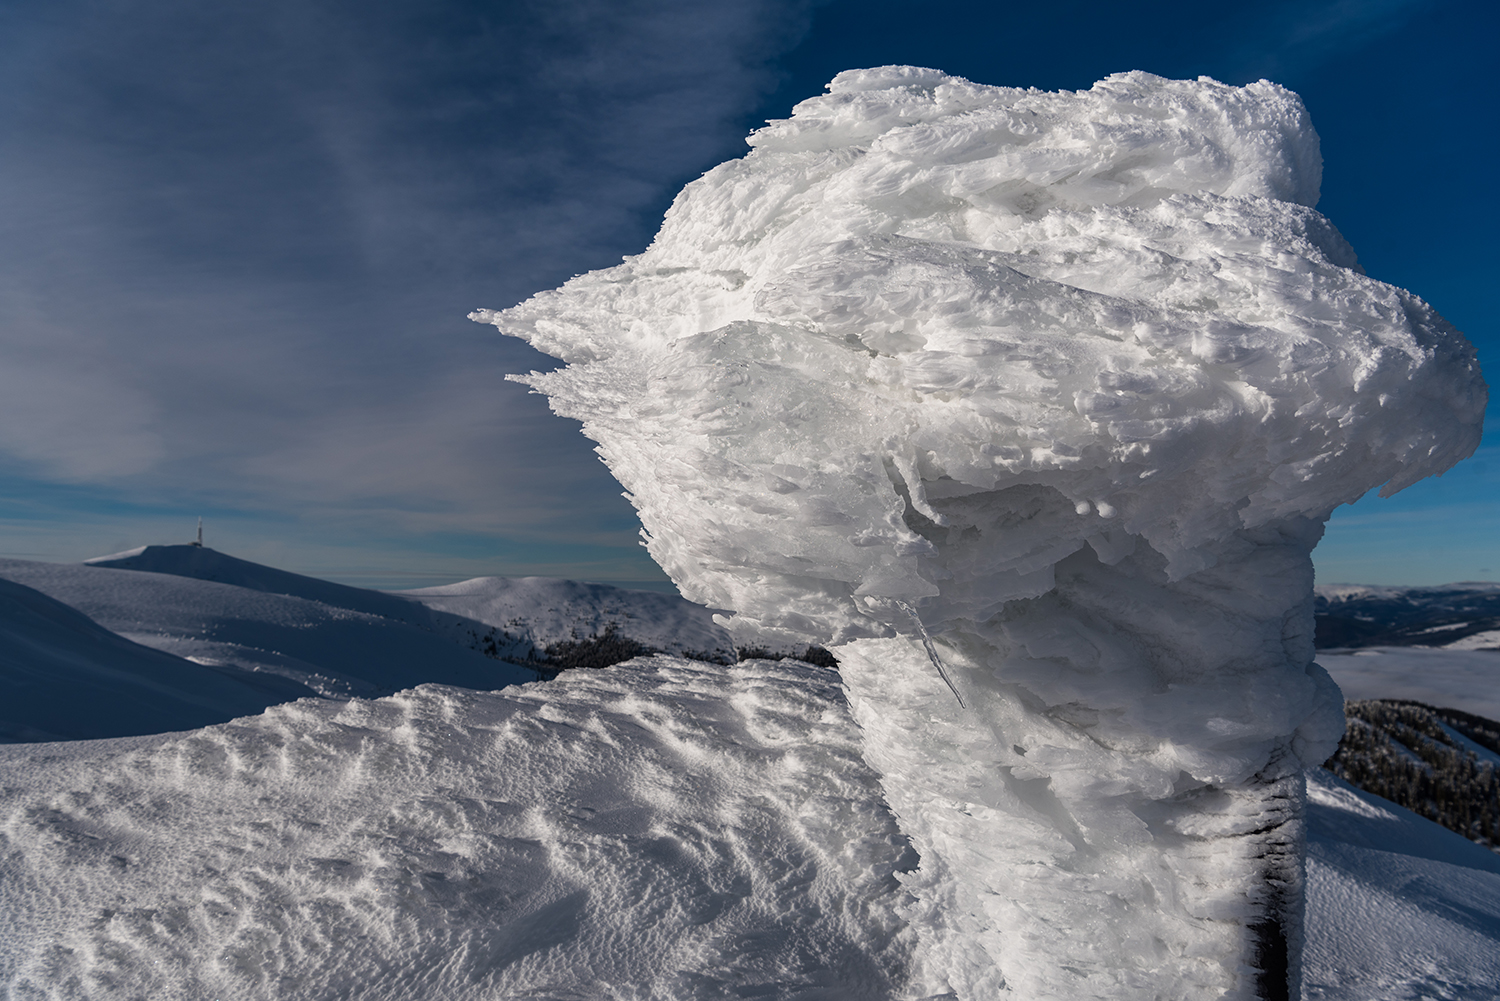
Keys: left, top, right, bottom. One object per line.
{"left": 0, "top": 553, "right": 535, "bottom": 716}
{"left": 0, "top": 657, "right": 917, "bottom": 1000}
{"left": 0, "top": 576, "right": 315, "bottom": 743}
{"left": 2, "top": 657, "right": 1496, "bottom": 999}
{"left": 1303, "top": 770, "right": 1500, "bottom": 1000}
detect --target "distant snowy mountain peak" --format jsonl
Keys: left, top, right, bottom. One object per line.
{"left": 85, "top": 544, "right": 430, "bottom": 623}
{"left": 2, "top": 547, "right": 745, "bottom": 743}
{"left": 0, "top": 555, "right": 534, "bottom": 722}
{"left": 79, "top": 544, "right": 739, "bottom": 663}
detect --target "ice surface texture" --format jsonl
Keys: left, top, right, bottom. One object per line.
{"left": 0, "top": 659, "right": 917, "bottom": 999}
{"left": 2, "top": 659, "right": 1496, "bottom": 999}
{"left": 480, "top": 66, "right": 1482, "bottom": 645}
{"left": 476, "top": 68, "right": 1485, "bottom": 999}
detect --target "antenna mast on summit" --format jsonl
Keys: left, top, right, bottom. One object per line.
{"left": 194, "top": 517, "right": 203, "bottom": 548}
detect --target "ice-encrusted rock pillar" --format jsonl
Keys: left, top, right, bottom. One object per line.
{"left": 474, "top": 68, "right": 1485, "bottom": 999}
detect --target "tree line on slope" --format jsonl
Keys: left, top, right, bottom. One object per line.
{"left": 526, "top": 622, "right": 836, "bottom": 679}
{"left": 1325, "top": 699, "right": 1500, "bottom": 850}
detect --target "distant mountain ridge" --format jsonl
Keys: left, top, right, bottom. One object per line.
{"left": 391, "top": 575, "right": 735, "bottom": 662}
{"left": 0, "top": 549, "right": 537, "bottom": 740}
{"left": 0, "top": 576, "right": 316, "bottom": 742}
{"left": 82, "top": 544, "right": 740, "bottom": 662}
{"left": 1315, "top": 582, "right": 1500, "bottom": 650}
{"left": 0, "top": 546, "right": 740, "bottom": 742}
{"left": 86, "top": 544, "right": 434, "bottom": 623}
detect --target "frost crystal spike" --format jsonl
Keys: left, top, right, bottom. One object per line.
{"left": 475, "top": 68, "right": 1486, "bottom": 999}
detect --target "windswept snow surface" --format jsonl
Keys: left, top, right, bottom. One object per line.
{"left": 0, "top": 555, "right": 531, "bottom": 704}
{"left": 1, "top": 657, "right": 1495, "bottom": 1000}
{"left": 1303, "top": 769, "right": 1500, "bottom": 1000}
{"left": 391, "top": 575, "right": 736, "bottom": 659}
{"left": 478, "top": 66, "right": 1486, "bottom": 997}
{"left": 0, "top": 657, "right": 918, "bottom": 1000}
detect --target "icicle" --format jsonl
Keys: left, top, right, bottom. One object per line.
{"left": 892, "top": 598, "right": 965, "bottom": 709}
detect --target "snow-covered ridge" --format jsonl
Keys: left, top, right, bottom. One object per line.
{"left": 0, "top": 547, "right": 739, "bottom": 741}
{"left": 391, "top": 574, "right": 734, "bottom": 659}
{"left": 1314, "top": 581, "right": 1500, "bottom": 651}
{"left": 0, "top": 576, "right": 315, "bottom": 742}
{"left": 82, "top": 543, "right": 737, "bottom": 657}
{"left": 85, "top": 543, "right": 443, "bottom": 623}
{"left": 0, "top": 551, "right": 531, "bottom": 710}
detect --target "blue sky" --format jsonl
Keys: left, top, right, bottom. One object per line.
{"left": 0, "top": 0, "right": 1493, "bottom": 589}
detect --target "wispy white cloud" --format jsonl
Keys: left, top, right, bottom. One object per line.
{"left": 0, "top": 0, "right": 816, "bottom": 567}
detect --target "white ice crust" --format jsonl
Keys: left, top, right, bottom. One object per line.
{"left": 476, "top": 68, "right": 1486, "bottom": 998}
{"left": 480, "top": 67, "right": 1482, "bottom": 646}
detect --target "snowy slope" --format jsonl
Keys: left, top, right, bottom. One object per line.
{"left": 1304, "top": 768, "right": 1500, "bottom": 1000}
{"left": 86, "top": 545, "right": 441, "bottom": 624}
{"left": 391, "top": 575, "right": 736, "bottom": 659}
{"left": 0, "top": 655, "right": 1494, "bottom": 999}
{"left": 85, "top": 545, "right": 737, "bottom": 659}
{"left": 0, "top": 556, "right": 532, "bottom": 702}
{"left": 0, "top": 657, "right": 917, "bottom": 1000}
{"left": 0, "top": 577, "right": 315, "bottom": 742}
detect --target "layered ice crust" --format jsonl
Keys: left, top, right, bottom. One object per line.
{"left": 479, "top": 67, "right": 1486, "bottom": 998}
{"left": 482, "top": 66, "right": 1483, "bottom": 650}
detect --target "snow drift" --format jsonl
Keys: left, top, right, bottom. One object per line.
{"left": 0, "top": 658, "right": 918, "bottom": 999}
{"left": 2, "top": 656, "right": 1496, "bottom": 1000}
{"left": 476, "top": 67, "right": 1486, "bottom": 999}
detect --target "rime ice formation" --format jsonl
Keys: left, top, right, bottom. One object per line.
{"left": 475, "top": 68, "right": 1486, "bottom": 1000}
